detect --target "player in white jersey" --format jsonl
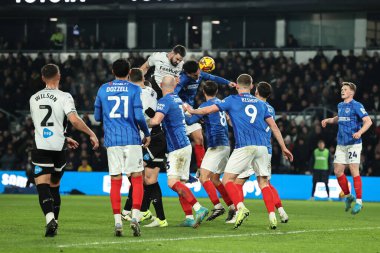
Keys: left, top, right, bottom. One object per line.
{"left": 140, "top": 45, "right": 186, "bottom": 98}
{"left": 121, "top": 68, "right": 168, "bottom": 228}
{"left": 30, "top": 64, "right": 99, "bottom": 237}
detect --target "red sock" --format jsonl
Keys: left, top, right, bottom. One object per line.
{"left": 194, "top": 144, "right": 205, "bottom": 168}
{"left": 131, "top": 176, "right": 144, "bottom": 210}
{"left": 269, "top": 182, "right": 282, "bottom": 208}
{"left": 353, "top": 176, "right": 362, "bottom": 199}
{"left": 216, "top": 183, "right": 233, "bottom": 206}
{"left": 110, "top": 178, "right": 122, "bottom": 214}
{"left": 171, "top": 182, "right": 197, "bottom": 206}
{"left": 179, "top": 196, "right": 193, "bottom": 215}
{"left": 235, "top": 183, "right": 244, "bottom": 203}
{"left": 262, "top": 186, "right": 275, "bottom": 213}
{"left": 224, "top": 182, "right": 241, "bottom": 208}
{"left": 203, "top": 180, "right": 220, "bottom": 206}
{"left": 337, "top": 174, "right": 350, "bottom": 195}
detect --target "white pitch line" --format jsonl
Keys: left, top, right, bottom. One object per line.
{"left": 58, "top": 226, "right": 380, "bottom": 248}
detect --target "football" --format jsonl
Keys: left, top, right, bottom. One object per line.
{"left": 199, "top": 56, "right": 215, "bottom": 72}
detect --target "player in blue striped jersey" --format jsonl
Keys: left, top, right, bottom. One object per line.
{"left": 94, "top": 59, "right": 151, "bottom": 237}
{"left": 174, "top": 60, "right": 236, "bottom": 175}
{"left": 186, "top": 74, "right": 293, "bottom": 229}
{"left": 321, "top": 82, "right": 372, "bottom": 214}
{"left": 149, "top": 75, "right": 209, "bottom": 228}
{"left": 185, "top": 81, "right": 235, "bottom": 222}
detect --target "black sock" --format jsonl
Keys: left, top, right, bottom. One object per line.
{"left": 140, "top": 186, "right": 150, "bottom": 212}
{"left": 311, "top": 180, "right": 317, "bottom": 197}
{"left": 50, "top": 186, "right": 61, "bottom": 220}
{"left": 325, "top": 182, "right": 330, "bottom": 197}
{"left": 36, "top": 184, "right": 54, "bottom": 216}
{"left": 124, "top": 178, "right": 133, "bottom": 211}
{"left": 150, "top": 182, "right": 165, "bottom": 220}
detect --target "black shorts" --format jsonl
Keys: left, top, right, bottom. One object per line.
{"left": 143, "top": 129, "right": 167, "bottom": 170}
{"left": 313, "top": 169, "right": 329, "bottom": 183}
{"left": 149, "top": 78, "right": 163, "bottom": 99}
{"left": 31, "top": 149, "right": 66, "bottom": 178}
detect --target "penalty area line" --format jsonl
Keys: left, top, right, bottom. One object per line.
{"left": 58, "top": 226, "right": 380, "bottom": 248}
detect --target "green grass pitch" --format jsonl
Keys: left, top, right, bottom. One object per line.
{"left": 1, "top": 195, "right": 380, "bottom": 253}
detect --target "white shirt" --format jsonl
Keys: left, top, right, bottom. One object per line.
{"left": 30, "top": 88, "right": 77, "bottom": 151}
{"left": 148, "top": 52, "right": 183, "bottom": 86}
{"left": 139, "top": 85, "right": 157, "bottom": 139}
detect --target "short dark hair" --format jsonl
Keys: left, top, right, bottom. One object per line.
{"left": 172, "top": 45, "right": 186, "bottom": 57}
{"left": 203, "top": 81, "right": 218, "bottom": 96}
{"left": 112, "top": 59, "right": 130, "bottom": 78}
{"left": 237, "top": 74, "right": 252, "bottom": 87}
{"left": 342, "top": 82, "right": 357, "bottom": 93}
{"left": 41, "top": 64, "right": 59, "bottom": 79}
{"left": 129, "top": 68, "right": 143, "bottom": 83}
{"left": 183, "top": 60, "right": 199, "bottom": 74}
{"left": 256, "top": 81, "right": 272, "bottom": 98}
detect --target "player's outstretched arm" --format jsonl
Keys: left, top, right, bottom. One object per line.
{"left": 266, "top": 117, "right": 293, "bottom": 162}
{"left": 201, "top": 71, "right": 235, "bottom": 87}
{"left": 140, "top": 60, "right": 151, "bottom": 75}
{"left": 321, "top": 116, "right": 338, "bottom": 128}
{"left": 186, "top": 104, "right": 219, "bottom": 115}
{"left": 68, "top": 113, "right": 99, "bottom": 150}
{"left": 353, "top": 116, "right": 372, "bottom": 139}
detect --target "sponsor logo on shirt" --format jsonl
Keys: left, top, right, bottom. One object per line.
{"left": 43, "top": 128, "right": 54, "bottom": 138}
{"left": 157, "top": 103, "right": 165, "bottom": 111}
{"left": 338, "top": 117, "right": 351, "bottom": 122}
{"left": 34, "top": 166, "right": 42, "bottom": 174}
{"left": 360, "top": 108, "right": 367, "bottom": 114}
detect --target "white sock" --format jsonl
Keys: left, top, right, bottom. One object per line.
{"left": 278, "top": 207, "right": 286, "bottom": 216}
{"left": 269, "top": 212, "right": 276, "bottom": 220}
{"left": 193, "top": 202, "right": 201, "bottom": 211}
{"left": 122, "top": 210, "right": 130, "bottom": 215}
{"left": 356, "top": 199, "right": 363, "bottom": 205}
{"left": 237, "top": 202, "right": 245, "bottom": 210}
{"left": 45, "top": 212, "right": 55, "bottom": 224}
{"left": 214, "top": 203, "right": 223, "bottom": 209}
{"left": 132, "top": 209, "right": 140, "bottom": 221}
{"left": 114, "top": 214, "right": 122, "bottom": 225}
{"left": 228, "top": 204, "right": 235, "bottom": 210}
{"left": 186, "top": 215, "right": 194, "bottom": 220}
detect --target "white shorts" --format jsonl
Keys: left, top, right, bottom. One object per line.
{"left": 107, "top": 145, "right": 144, "bottom": 176}
{"left": 201, "top": 146, "right": 230, "bottom": 174}
{"left": 334, "top": 143, "right": 362, "bottom": 164}
{"left": 237, "top": 154, "right": 272, "bottom": 179}
{"left": 225, "top": 145, "right": 270, "bottom": 177}
{"left": 185, "top": 123, "right": 202, "bottom": 135}
{"left": 167, "top": 145, "right": 192, "bottom": 181}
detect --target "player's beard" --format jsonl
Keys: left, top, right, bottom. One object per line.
{"left": 170, "top": 59, "right": 178, "bottom": 67}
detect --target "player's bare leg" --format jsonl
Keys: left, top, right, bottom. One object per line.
{"left": 257, "top": 176, "right": 277, "bottom": 229}
{"left": 348, "top": 163, "right": 363, "bottom": 214}
{"left": 222, "top": 173, "right": 249, "bottom": 229}
{"left": 334, "top": 163, "right": 355, "bottom": 212}
{"left": 199, "top": 169, "right": 225, "bottom": 221}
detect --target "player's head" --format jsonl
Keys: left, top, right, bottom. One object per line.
{"left": 183, "top": 60, "right": 200, "bottom": 80}
{"left": 41, "top": 64, "right": 60, "bottom": 84}
{"left": 255, "top": 81, "right": 272, "bottom": 99}
{"left": 169, "top": 45, "right": 186, "bottom": 67}
{"left": 129, "top": 68, "right": 144, "bottom": 84}
{"left": 236, "top": 74, "right": 253, "bottom": 91}
{"left": 203, "top": 81, "right": 218, "bottom": 97}
{"left": 160, "top": 75, "right": 176, "bottom": 94}
{"left": 112, "top": 59, "right": 130, "bottom": 78}
{"left": 318, "top": 140, "right": 325, "bottom": 150}
{"left": 341, "top": 82, "right": 356, "bottom": 100}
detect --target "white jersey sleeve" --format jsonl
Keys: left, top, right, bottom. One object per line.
{"left": 30, "top": 89, "right": 77, "bottom": 151}
{"left": 140, "top": 86, "right": 157, "bottom": 138}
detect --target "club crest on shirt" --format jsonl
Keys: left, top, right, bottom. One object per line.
{"left": 345, "top": 108, "right": 350, "bottom": 113}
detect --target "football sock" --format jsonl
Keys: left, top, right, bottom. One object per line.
{"left": 311, "top": 179, "right": 317, "bottom": 197}
{"left": 235, "top": 183, "right": 244, "bottom": 203}
{"left": 171, "top": 182, "right": 197, "bottom": 206}
{"left": 325, "top": 182, "right": 330, "bottom": 198}
{"left": 224, "top": 182, "right": 243, "bottom": 209}
{"left": 179, "top": 196, "right": 193, "bottom": 216}
{"left": 49, "top": 186, "right": 61, "bottom": 220}
{"left": 215, "top": 183, "right": 233, "bottom": 206}
{"left": 262, "top": 186, "right": 275, "bottom": 213}
{"left": 203, "top": 180, "right": 220, "bottom": 206}
{"left": 123, "top": 177, "right": 133, "bottom": 211}
{"left": 131, "top": 176, "right": 144, "bottom": 210}
{"left": 36, "top": 184, "right": 54, "bottom": 224}
{"left": 110, "top": 178, "right": 122, "bottom": 214}
{"left": 194, "top": 144, "right": 205, "bottom": 168}
{"left": 140, "top": 185, "right": 150, "bottom": 212}
{"left": 278, "top": 207, "right": 286, "bottom": 216}
{"left": 131, "top": 209, "right": 140, "bottom": 221}
{"left": 269, "top": 183, "right": 283, "bottom": 208}
{"left": 114, "top": 214, "right": 122, "bottom": 225}
{"left": 149, "top": 182, "right": 166, "bottom": 220}
{"left": 353, "top": 176, "right": 362, "bottom": 200}
{"left": 337, "top": 174, "right": 350, "bottom": 195}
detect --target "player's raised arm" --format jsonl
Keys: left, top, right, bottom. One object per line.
{"left": 265, "top": 117, "right": 293, "bottom": 162}
{"left": 67, "top": 112, "right": 99, "bottom": 150}
{"left": 321, "top": 116, "right": 338, "bottom": 128}
{"left": 201, "top": 71, "right": 236, "bottom": 87}
{"left": 140, "top": 60, "right": 151, "bottom": 75}
{"left": 187, "top": 104, "right": 219, "bottom": 115}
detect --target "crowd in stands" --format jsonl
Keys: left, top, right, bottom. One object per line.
{"left": 0, "top": 49, "right": 380, "bottom": 176}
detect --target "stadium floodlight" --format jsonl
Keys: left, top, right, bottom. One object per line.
{"left": 212, "top": 20, "right": 220, "bottom": 25}
{"left": 50, "top": 18, "right": 58, "bottom": 22}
